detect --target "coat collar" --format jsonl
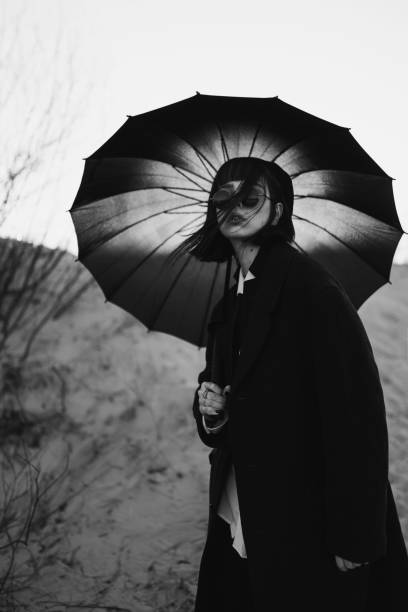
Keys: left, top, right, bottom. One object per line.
{"left": 209, "top": 240, "right": 296, "bottom": 325}
{"left": 232, "top": 238, "right": 281, "bottom": 283}
{"left": 208, "top": 240, "right": 297, "bottom": 394}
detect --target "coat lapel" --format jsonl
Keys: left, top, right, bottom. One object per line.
{"left": 209, "top": 241, "right": 296, "bottom": 395}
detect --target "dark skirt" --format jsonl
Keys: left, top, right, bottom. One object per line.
{"left": 194, "top": 513, "right": 253, "bottom": 612}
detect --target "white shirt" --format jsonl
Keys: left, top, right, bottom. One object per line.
{"left": 202, "top": 267, "right": 255, "bottom": 558}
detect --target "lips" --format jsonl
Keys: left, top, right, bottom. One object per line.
{"left": 229, "top": 215, "right": 244, "bottom": 223}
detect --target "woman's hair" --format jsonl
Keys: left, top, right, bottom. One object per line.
{"left": 169, "top": 157, "right": 295, "bottom": 264}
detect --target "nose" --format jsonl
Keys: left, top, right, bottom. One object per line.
{"left": 217, "top": 199, "right": 244, "bottom": 216}
{"left": 232, "top": 200, "right": 247, "bottom": 214}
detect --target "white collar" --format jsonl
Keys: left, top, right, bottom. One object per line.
{"left": 237, "top": 268, "right": 256, "bottom": 294}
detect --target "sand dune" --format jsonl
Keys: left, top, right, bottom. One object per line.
{"left": 1, "top": 245, "right": 407, "bottom": 611}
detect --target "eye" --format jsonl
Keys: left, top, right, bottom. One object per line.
{"left": 242, "top": 197, "right": 261, "bottom": 207}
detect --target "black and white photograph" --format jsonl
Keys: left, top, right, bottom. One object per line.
{"left": 1, "top": 1, "right": 407, "bottom": 610}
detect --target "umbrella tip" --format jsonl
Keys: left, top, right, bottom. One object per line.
{"left": 126, "top": 114, "right": 133, "bottom": 118}
{"left": 196, "top": 91, "right": 201, "bottom": 95}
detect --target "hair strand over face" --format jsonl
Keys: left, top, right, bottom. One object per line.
{"left": 167, "top": 157, "right": 295, "bottom": 266}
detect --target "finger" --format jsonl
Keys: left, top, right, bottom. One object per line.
{"left": 203, "top": 390, "right": 225, "bottom": 403}
{"left": 207, "top": 396, "right": 226, "bottom": 409}
{"left": 200, "top": 397, "right": 222, "bottom": 414}
{"left": 335, "top": 556, "right": 347, "bottom": 571}
{"left": 339, "top": 557, "right": 354, "bottom": 569}
{"left": 199, "top": 383, "right": 207, "bottom": 394}
{"left": 204, "top": 402, "right": 225, "bottom": 417}
{"left": 206, "top": 410, "right": 220, "bottom": 417}
{"left": 341, "top": 556, "right": 364, "bottom": 570}
{"left": 200, "top": 383, "right": 218, "bottom": 398}
{"left": 206, "top": 382, "right": 223, "bottom": 394}
{"left": 199, "top": 403, "right": 219, "bottom": 416}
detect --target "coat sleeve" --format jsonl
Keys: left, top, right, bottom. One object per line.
{"left": 202, "top": 413, "right": 229, "bottom": 433}
{"left": 308, "top": 284, "right": 389, "bottom": 563}
{"left": 192, "top": 318, "right": 229, "bottom": 449}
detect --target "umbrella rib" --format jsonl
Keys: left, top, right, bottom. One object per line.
{"left": 290, "top": 168, "right": 390, "bottom": 181}
{"left": 271, "top": 135, "right": 310, "bottom": 165}
{"left": 79, "top": 204, "right": 205, "bottom": 258}
{"left": 170, "top": 131, "right": 219, "bottom": 178}
{"left": 270, "top": 126, "right": 351, "bottom": 167}
{"left": 215, "top": 122, "right": 230, "bottom": 163}
{"left": 164, "top": 201, "right": 206, "bottom": 212}
{"left": 165, "top": 210, "right": 204, "bottom": 215}
{"left": 145, "top": 251, "right": 195, "bottom": 330}
{"left": 171, "top": 164, "right": 213, "bottom": 189}
{"left": 71, "top": 185, "right": 210, "bottom": 213}
{"left": 105, "top": 218, "right": 201, "bottom": 302}
{"left": 88, "top": 158, "right": 214, "bottom": 187}
{"left": 248, "top": 123, "right": 261, "bottom": 158}
{"left": 162, "top": 187, "right": 208, "bottom": 203}
{"left": 163, "top": 186, "right": 209, "bottom": 192}
{"left": 145, "top": 116, "right": 219, "bottom": 179}
{"left": 254, "top": 134, "right": 308, "bottom": 164}
{"left": 72, "top": 201, "right": 205, "bottom": 239}
{"left": 191, "top": 149, "right": 218, "bottom": 179}
{"left": 291, "top": 240, "right": 309, "bottom": 256}
{"left": 295, "top": 194, "right": 401, "bottom": 231}
{"left": 292, "top": 214, "right": 390, "bottom": 281}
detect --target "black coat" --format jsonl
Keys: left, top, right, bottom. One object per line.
{"left": 192, "top": 240, "right": 408, "bottom": 611}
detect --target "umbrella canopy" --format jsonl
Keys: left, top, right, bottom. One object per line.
{"left": 69, "top": 93, "right": 404, "bottom": 347}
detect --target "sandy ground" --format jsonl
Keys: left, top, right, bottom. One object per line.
{"left": 1, "top": 253, "right": 407, "bottom": 611}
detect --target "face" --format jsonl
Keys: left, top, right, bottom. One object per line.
{"left": 215, "top": 174, "right": 279, "bottom": 244}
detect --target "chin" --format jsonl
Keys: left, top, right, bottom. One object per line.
{"left": 224, "top": 228, "right": 256, "bottom": 240}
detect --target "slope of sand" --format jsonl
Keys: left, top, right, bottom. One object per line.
{"left": 2, "top": 249, "right": 407, "bottom": 611}
{"left": 359, "top": 264, "right": 408, "bottom": 541}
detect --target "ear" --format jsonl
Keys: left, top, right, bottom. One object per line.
{"left": 271, "top": 202, "right": 284, "bottom": 225}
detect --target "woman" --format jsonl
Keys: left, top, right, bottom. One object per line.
{"left": 173, "top": 157, "right": 408, "bottom": 611}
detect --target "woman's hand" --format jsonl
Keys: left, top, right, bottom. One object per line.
{"left": 198, "top": 382, "right": 231, "bottom": 422}
{"left": 335, "top": 555, "right": 369, "bottom": 571}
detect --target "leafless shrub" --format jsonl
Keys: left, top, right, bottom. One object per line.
{"left": 140, "top": 559, "right": 197, "bottom": 611}
{"left": 0, "top": 434, "right": 70, "bottom": 611}
{"left": 0, "top": 5, "right": 95, "bottom": 365}
{"left": 0, "top": 237, "right": 93, "bottom": 364}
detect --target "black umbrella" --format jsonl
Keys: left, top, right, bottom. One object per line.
{"left": 69, "top": 93, "right": 404, "bottom": 347}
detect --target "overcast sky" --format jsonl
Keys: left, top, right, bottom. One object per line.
{"left": 2, "top": 0, "right": 408, "bottom": 263}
